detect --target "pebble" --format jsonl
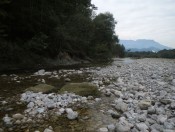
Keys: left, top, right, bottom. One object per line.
{"left": 12, "top": 113, "right": 24, "bottom": 120}
{"left": 98, "top": 127, "right": 108, "bottom": 132}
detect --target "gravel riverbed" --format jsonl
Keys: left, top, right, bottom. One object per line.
{"left": 0, "top": 58, "right": 175, "bottom": 132}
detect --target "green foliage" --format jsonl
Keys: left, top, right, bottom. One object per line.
{"left": 0, "top": 0, "right": 125, "bottom": 68}
{"left": 113, "top": 44, "right": 125, "bottom": 57}
{"left": 126, "top": 49, "right": 175, "bottom": 59}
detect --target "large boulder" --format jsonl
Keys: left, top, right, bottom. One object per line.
{"left": 59, "top": 82, "right": 100, "bottom": 97}
{"left": 25, "top": 84, "right": 54, "bottom": 93}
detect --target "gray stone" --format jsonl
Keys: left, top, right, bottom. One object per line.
{"left": 65, "top": 78, "right": 71, "bottom": 82}
{"left": 157, "top": 115, "right": 167, "bottom": 124}
{"left": 170, "top": 102, "right": 175, "bottom": 109}
{"left": 138, "top": 114, "right": 146, "bottom": 122}
{"left": 113, "top": 90, "right": 123, "bottom": 98}
{"left": 172, "top": 79, "right": 175, "bottom": 86}
{"left": 59, "top": 82, "right": 100, "bottom": 96}
{"left": 160, "top": 99, "right": 172, "bottom": 105}
{"left": 0, "top": 128, "right": 3, "bottom": 132}
{"left": 164, "top": 122, "right": 175, "bottom": 129}
{"left": 115, "top": 118, "right": 132, "bottom": 132}
{"left": 15, "top": 120, "right": 21, "bottom": 125}
{"left": 98, "top": 127, "right": 108, "bottom": 132}
{"left": 114, "top": 99, "right": 128, "bottom": 112}
{"left": 135, "top": 123, "right": 148, "bottom": 131}
{"left": 108, "top": 110, "right": 120, "bottom": 119}
{"left": 107, "top": 124, "right": 115, "bottom": 132}
{"left": 148, "top": 106, "right": 156, "bottom": 114}
{"left": 163, "top": 130, "right": 175, "bottom": 132}
{"left": 12, "top": 113, "right": 24, "bottom": 120}
{"left": 138, "top": 100, "right": 151, "bottom": 110}
{"left": 150, "top": 123, "right": 164, "bottom": 131}
{"left": 27, "top": 102, "right": 35, "bottom": 108}
{"left": 26, "top": 84, "right": 54, "bottom": 93}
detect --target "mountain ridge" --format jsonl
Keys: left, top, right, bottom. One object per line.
{"left": 120, "top": 39, "right": 172, "bottom": 52}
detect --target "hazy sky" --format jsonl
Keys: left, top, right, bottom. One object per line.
{"left": 92, "top": 0, "right": 175, "bottom": 48}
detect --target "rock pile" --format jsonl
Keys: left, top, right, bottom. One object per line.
{"left": 90, "top": 59, "right": 175, "bottom": 131}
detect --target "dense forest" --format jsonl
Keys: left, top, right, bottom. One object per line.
{"left": 0, "top": 0, "right": 125, "bottom": 70}
{"left": 126, "top": 49, "right": 175, "bottom": 59}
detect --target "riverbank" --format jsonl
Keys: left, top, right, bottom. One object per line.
{"left": 0, "top": 58, "right": 175, "bottom": 131}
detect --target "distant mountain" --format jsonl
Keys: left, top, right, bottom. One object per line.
{"left": 120, "top": 39, "right": 172, "bottom": 52}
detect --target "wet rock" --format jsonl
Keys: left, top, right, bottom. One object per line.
{"left": 25, "top": 84, "right": 54, "bottom": 93}
{"left": 66, "top": 108, "right": 78, "bottom": 120}
{"left": 12, "top": 113, "right": 24, "bottom": 120}
{"left": 35, "top": 69, "right": 45, "bottom": 75}
{"left": 156, "top": 107, "right": 165, "bottom": 115}
{"left": 138, "top": 100, "right": 151, "bottom": 110}
{"left": 65, "top": 78, "right": 71, "bottom": 82}
{"left": 59, "top": 82, "right": 100, "bottom": 96}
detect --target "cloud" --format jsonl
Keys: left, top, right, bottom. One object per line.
{"left": 92, "top": 0, "right": 175, "bottom": 48}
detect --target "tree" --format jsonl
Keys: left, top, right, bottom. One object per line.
{"left": 91, "top": 12, "right": 118, "bottom": 59}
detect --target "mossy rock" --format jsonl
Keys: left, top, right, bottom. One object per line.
{"left": 25, "top": 84, "right": 55, "bottom": 93}
{"left": 59, "top": 82, "right": 100, "bottom": 97}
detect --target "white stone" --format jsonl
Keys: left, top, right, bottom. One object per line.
{"left": 3, "top": 114, "right": 12, "bottom": 125}
{"left": 66, "top": 108, "right": 78, "bottom": 120}
{"left": 43, "top": 128, "right": 53, "bottom": 132}
{"left": 98, "top": 127, "right": 108, "bottom": 132}
{"left": 27, "top": 102, "right": 35, "bottom": 108}
{"left": 59, "top": 108, "right": 65, "bottom": 114}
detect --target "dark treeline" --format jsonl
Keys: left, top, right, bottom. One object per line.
{"left": 126, "top": 49, "right": 175, "bottom": 59}
{"left": 0, "top": 0, "right": 125, "bottom": 69}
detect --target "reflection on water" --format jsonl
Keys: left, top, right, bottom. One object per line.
{"left": 112, "top": 58, "right": 135, "bottom": 65}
